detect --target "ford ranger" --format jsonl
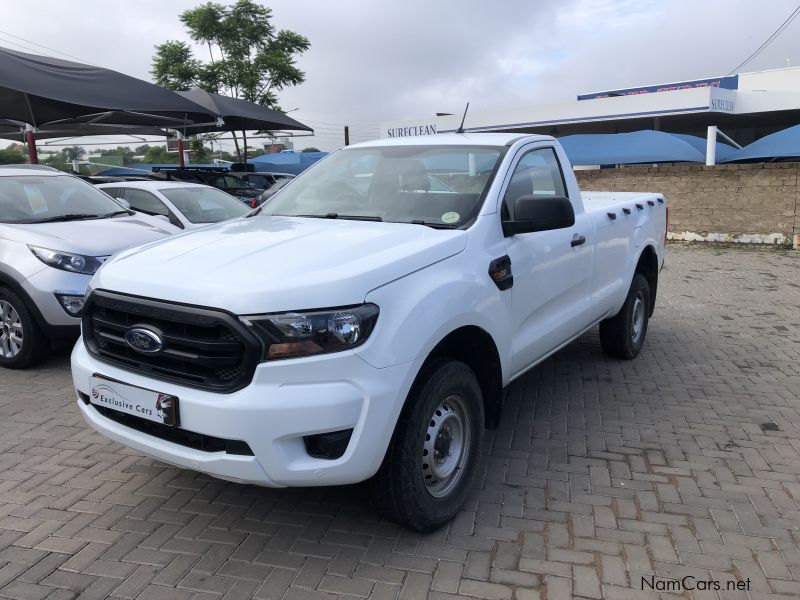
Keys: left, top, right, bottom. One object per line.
{"left": 71, "top": 133, "right": 667, "bottom": 531}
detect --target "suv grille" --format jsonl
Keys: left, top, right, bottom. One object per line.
{"left": 83, "top": 291, "right": 262, "bottom": 393}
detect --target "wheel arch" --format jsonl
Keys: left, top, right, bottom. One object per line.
{"left": 416, "top": 325, "right": 504, "bottom": 429}
{"left": 634, "top": 244, "right": 659, "bottom": 316}
{"left": 0, "top": 272, "right": 49, "bottom": 331}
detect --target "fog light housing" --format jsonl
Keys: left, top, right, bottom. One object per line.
{"left": 55, "top": 293, "right": 85, "bottom": 317}
{"left": 303, "top": 429, "right": 353, "bottom": 460}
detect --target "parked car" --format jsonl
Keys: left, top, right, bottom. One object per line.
{"left": 72, "top": 133, "right": 667, "bottom": 531}
{"left": 256, "top": 177, "right": 293, "bottom": 205}
{"left": 97, "top": 181, "right": 250, "bottom": 231}
{"left": 238, "top": 171, "right": 294, "bottom": 190}
{"left": 0, "top": 165, "right": 178, "bottom": 368}
{"left": 153, "top": 168, "right": 263, "bottom": 208}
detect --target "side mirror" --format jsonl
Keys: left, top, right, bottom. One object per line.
{"left": 502, "top": 195, "right": 575, "bottom": 236}
{"left": 116, "top": 198, "right": 131, "bottom": 210}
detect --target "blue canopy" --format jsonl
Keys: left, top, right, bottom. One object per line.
{"left": 721, "top": 124, "right": 800, "bottom": 162}
{"left": 248, "top": 150, "right": 327, "bottom": 175}
{"left": 558, "top": 130, "right": 736, "bottom": 165}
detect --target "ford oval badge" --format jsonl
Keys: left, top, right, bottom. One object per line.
{"left": 124, "top": 328, "right": 163, "bottom": 354}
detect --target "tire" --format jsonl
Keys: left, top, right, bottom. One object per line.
{"left": 599, "top": 273, "right": 650, "bottom": 359}
{"left": 370, "top": 359, "right": 484, "bottom": 532}
{"left": 0, "top": 287, "right": 49, "bottom": 369}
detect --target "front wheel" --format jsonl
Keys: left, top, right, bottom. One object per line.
{"left": 370, "top": 359, "right": 484, "bottom": 532}
{"left": 599, "top": 272, "right": 650, "bottom": 359}
{"left": 0, "top": 287, "right": 49, "bottom": 369}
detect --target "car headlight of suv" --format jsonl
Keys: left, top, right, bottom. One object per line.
{"left": 29, "top": 246, "right": 103, "bottom": 275}
{"left": 241, "top": 304, "right": 379, "bottom": 360}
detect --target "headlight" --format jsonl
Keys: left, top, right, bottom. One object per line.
{"left": 29, "top": 246, "right": 102, "bottom": 275}
{"left": 241, "top": 304, "right": 379, "bottom": 360}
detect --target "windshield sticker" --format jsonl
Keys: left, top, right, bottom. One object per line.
{"left": 441, "top": 211, "right": 460, "bottom": 224}
{"left": 24, "top": 186, "right": 48, "bottom": 214}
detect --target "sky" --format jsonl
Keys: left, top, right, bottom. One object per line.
{"left": 2, "top": 0, "right": 800, "bottom": 153}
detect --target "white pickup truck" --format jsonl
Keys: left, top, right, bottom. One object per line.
{"left": 72, "top": 133, "right": 666, "bottom": 531}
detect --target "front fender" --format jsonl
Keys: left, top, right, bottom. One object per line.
{"left": 357, "top": 255, "right": 513, "bottom": 382}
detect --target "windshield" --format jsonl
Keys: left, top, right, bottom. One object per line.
{"left": 208, "top": 174, "right": 255, "bottom": 190}
{"left": 0, "top": 175, "right": 125, "bottom": 224}
{"left": 160, "top": 186, "right": 249, "bottom": 223}
{"left": 261, "top": 145, "right": 503, "bottom": 226}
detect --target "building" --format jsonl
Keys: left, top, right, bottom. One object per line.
{"left": 381, "top": 67, "right": 800, "bottom": 164}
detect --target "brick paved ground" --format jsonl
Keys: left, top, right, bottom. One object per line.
{"left": 1, "top": 244, "right": 800, "bottom": 600}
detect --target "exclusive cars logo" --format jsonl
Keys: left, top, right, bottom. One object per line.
{"left": 124, "top": 328, "right": 163, "bottom": 354}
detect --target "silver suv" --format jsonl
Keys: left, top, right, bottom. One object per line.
{"left": 0, "top": 165, "right": 178, "bottom": 368}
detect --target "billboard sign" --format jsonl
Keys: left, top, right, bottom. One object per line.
{"left": 578, "top": 75, "right": 739, "bottom": 101}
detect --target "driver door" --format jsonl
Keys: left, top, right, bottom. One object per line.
{"left": 503, "top": 146, "right": 593, "bottom": 376}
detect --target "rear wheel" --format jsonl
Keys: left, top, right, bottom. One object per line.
{"left": 599, "top": 273, "right": 650, "bottom": 359}
{"left": 370, "top": 359, "right": 484, "bottom": 532}
{"left": 0, "top": 287, "right": 49, "bottom": 369}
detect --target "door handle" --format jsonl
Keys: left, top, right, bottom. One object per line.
{"left": 571, "top": 235, "right": 586, "bottom": 247}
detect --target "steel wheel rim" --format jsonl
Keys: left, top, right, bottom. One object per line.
{"left": 631, "top": 294, "right": 645, "bottom": 344}
{"left": 422, "top": 394, "right": 471, "bottom": 498}
{"left": 0, "top": 300, "right": 23, "bottom": 359}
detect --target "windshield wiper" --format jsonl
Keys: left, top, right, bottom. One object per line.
{"left": 409, "top": 220, "right": 457, "bottom": 229}
{"left": 298, "top": 213, "right": 383, "bottom": 222}
{"left": 98, "top": 210, "right": 134, "bottom": 218}
{"left": 33, "top": 213, "right": 101, "bottom": 223}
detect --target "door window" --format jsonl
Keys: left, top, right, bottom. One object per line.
{"left": 123, "top": 188, "right": 184, "bottom": 228}
{"left": 503, "top": 148, "right": 567, "bottom": 220}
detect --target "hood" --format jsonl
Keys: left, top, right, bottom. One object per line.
{"left": 0, "top": 215, "right": 177, "bottom": 256}
{"left": 93, "top": 215, "right": 467, "bottom": 314}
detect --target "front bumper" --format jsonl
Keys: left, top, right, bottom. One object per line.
{"left": 72, "top": 341, "right": 422, "bottom": 487}
{"left": 21, "top": 268, "right": 89, "bottom": 332}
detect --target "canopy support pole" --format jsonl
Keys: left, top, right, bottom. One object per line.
{"left": 706, "top": 126, "right": 717, "bottom": 166}
{"left": 25, "top": 124, "right": 38, "bottom": 164}
{"left": 176, "top": 131, "right": 185, "bottom": 168}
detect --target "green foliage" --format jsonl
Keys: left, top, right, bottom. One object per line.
{"left": 302, "top": 147, "right": 320, "bottom": 152}
{"left": 0, "top": 144, "right": 25, "bottom": 165}
{"left": 60, "top": 146, "right": 85, "bottom": 162}
{"left": 190, "top": 139, "right": 211, "bottom": 162}
{"left": 151, "top": 0, "right": 310, "bottom": 109}
{"left": 143, "top": 146, "right": 174, "bottom": 163}
{"left": 151, "top": 41, "right": 202, "bottom": 91}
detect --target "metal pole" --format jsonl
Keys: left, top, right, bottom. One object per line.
{"left": 176, "top": 131, "right": 185, "bottom": 168}
{"left": 25, "top": 124, "right": 38, "bottom": 164}
{"left": 344, "top": 126, "right": 350, "bottom": 146}
{"left": 706, "top": 126, "right": 717, "bottom": 166}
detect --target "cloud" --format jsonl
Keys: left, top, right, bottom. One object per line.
{"left": 1, "top": 0, "right": 799, "bottom": 151}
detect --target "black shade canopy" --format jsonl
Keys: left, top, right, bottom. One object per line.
{"left": 0, "top": 119, "right": 173, "bottom": 141}
{"left": 0, "top": 47, "right": 214, "bottom": 126}
{"left": 176, "top": 89, "right": 312, "bottom": 133}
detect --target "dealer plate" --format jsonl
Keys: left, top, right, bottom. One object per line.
{"left": 89, "top": 375, "right": 179, "bottom": 427}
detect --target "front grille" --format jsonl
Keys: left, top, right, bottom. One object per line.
{"left": 83, "top": 290, "right": 262, "bottom": 393}
{"left": 80, "top": 392, "right": 253, "bottom": 455}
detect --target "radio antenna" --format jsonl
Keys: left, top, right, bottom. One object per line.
{"left": 456, "top": 102, "right": 470, "bottom": 134}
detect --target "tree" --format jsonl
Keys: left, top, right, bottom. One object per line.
{"left": 60, "top": 146, "right": 85, "bottom": 162}
{"left": 0, "top": 144, "right": 26, "bottom": 164}
{"left": 302, "top": 147, "right": 320, "bottom": 152}
{"left": 190, "top": 139, "right": 211, "bottom": 162}
{"left": 152, "top": 0, "right": 310, "bottom": 161}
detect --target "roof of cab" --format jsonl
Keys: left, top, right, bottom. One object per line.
{"left": 96, "top": 180, "right": 211, "bottom": 191}
{"left": 347, "top": 132, "right": 555, "bottom": 149}
{"left": 0, "top": 164, "right": 65, "bottom": 177}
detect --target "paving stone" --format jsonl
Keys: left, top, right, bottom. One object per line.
{"left": 1, "top": 246, "right": 799, "bottom": 600}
